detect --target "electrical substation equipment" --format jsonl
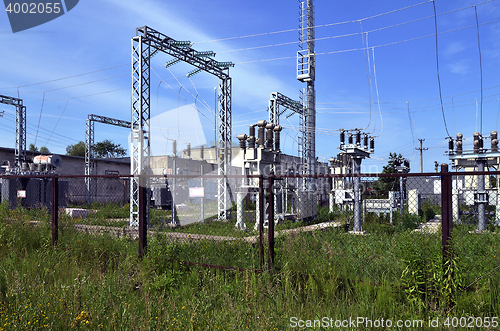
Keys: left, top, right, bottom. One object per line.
{"left": 335, "top": 129, "right": 375, "bottom": 233}
{"left": 131, "top": 26, "right": 234, "bottom": 227}
{"left": 447, "top": 131, "right": 500, "bottom": 230}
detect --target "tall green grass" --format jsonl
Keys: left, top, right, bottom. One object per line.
{"left": 0, "top": 204, "right": 499, "bottom": 330}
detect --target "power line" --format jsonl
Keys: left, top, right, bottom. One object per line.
{"left": 432, "top": 0, "right": 451, "bottom": 138}
{"left": 195, "top": 0, "right": 435, "bottom": 44}
{"left": 475, "top": 5, "right": 484, "bottom": 134}
{"left": 235, "top": 18, "right": 500, "bottom": 65}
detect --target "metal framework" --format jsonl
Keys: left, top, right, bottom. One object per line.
{"left": 131, "top": 26, "right": 234, "bottom": 225}
{"left": 85, "top": 114, "right": 132, "bottom": 204}
{"left": 0, "top": 94, "right": 26, "bottom": 167}
{"left": 268, "top": 92, "right": 304, "bottom": 126}
{"left": 297, "top": 0, "right": 316, "bottom": 190}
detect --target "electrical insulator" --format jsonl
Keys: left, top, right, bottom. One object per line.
{"left": 363, "top": 134, "right": 369, "bottom": 149}
{"left": 238, "top": 134, "right": 247, "bottom": 149}
{"left": 456, "top": 133, "right": 463, "bottom": 154}
{"left": 274, "top": 125, "right": 282, "bottom": 152}
{"left": 187, "top": 143, "right": 191, "bottom": 158}
{"left": 448, "top": 138, "right": 454, "bottom": 154}
{"left": 329, "top": 157, "right": 335, "bottom": 168}
{"left": 340, "top": 129, "right": 345, "bottom": 145}
{"left": 355, "top": 130, "right": 361, "bottom": 146}
{"left": 492, "top": 131, "right": 498, "bottom": 152}
{"left": 394, "top": 159, "right": 401, "bottom": 167}
{"left": 265, "top": 123, "right": 275, "bottom": 150}
{"left": 404, "top": 159, "right": 410, "bottom": 168}
{"left": 370, "top": 137, "right": 374, "bottom": 153}
{"left": 257, "top": 120, "right": 267, "bottom": 148}
{"left": 348, "top": 133, "right": 353, "bottom": 145}
{"left": 473, "top": 132, "right": 480, "bottom": 153}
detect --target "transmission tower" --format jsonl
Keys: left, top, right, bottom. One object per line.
{"left": 297, "top": 0, "right": 316, "bottom": 190}
{"left": 131, "top": 26, "right": 234, "bottom": 226}
{"left": 85, "top": 114, "right": 135, "bottom": 204}
{"left": 0, "top": 94, "right": 26, "bottom": 167}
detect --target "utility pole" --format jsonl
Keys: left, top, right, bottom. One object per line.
{"left": 415, "top": 139, "right": 428, "bottom": 173}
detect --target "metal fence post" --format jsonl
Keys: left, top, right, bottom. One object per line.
{"left": 441, "top": 164, "right": 453, "bottom": 257}
{"left": 258, "top": 176, "right": 264, "bottom": 270}
{"left": 138, "top": 173, "right": 147, "bottom": 258}
{"left": 51, "top": 174, "right": 59, "bottom": 246}
{"left": 268, "top": 172, "right": 275, "bottom": 270}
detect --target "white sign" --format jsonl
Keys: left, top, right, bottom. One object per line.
{"left": 17, "top": 190, "right": 26, "bottom": 198}
{"left": 189, "top": 187, "right": 204, "bottom": 198}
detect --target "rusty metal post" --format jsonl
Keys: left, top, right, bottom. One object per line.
{"left": 138, "top": 174, "right": 147, "bottom": 258}
{"left": 51, "top": 174, "right": 58, "bottom": 246}
{"left": 441, "top": 164, "right": 453, "bottom": 257}
{"left": 268, "top": 172, "right": 275, "bottom": 269}
{"left": 258, "top": 176, "right": 264, "bottom": 270}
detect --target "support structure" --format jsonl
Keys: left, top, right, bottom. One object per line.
{"left": 297, "top": 0, "right": 316, "bottom": 190}
{"left": 339, "top": 130, "right": 374, "bottom": 233}
{"left": 131, "top": 26, "right": 233, "bottom": 225}
{"left": 0, "top": 95, "right": 26, "bottom": 167}
{"left": 268, "top": 92, "right": 304, "bottom": 126}
{"left": 85, "top": 114, "right": 134, "bottom": 204}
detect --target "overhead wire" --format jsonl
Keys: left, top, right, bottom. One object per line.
{"left": 235, "top": 18, "right": 500, "bottom": 65}
{"left": 194, "top": 0, "right": 435, "bottom": 44}
{"left": 432, "top": 0, "right": 451, "bottom": 138}
{"left": 474, "top": 5, "right": 484, "bottom": 134}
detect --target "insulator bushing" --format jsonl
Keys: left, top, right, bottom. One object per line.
{"left": 265, "top": 123, "right": 275, "bottom": 150}
{"left": 340, "top": 129, "right": 345, "bottom": 145}
{"left": 348, "top": 133, "right": 353, "bottom": 145}
{"left": 456, "top": 133, "right": 463, "bottom": 154}
{"left": 363, "top": 134, "right": 369, "bottom": 149}
{"left": 448, "top": 138, "right": 454, "bottom": 153}
{"left": 274, "top": 125, "right": 282, "bottom": 152}
{"left": 474, "top": 139, "right": 480, "bottom": 153}
{"left": 247, "top": 136, "right": 256, "bottom": 149}
{"left": 355, "top": 130, "right": 361, "bottom": 146}
{"left": 257, "top": 121, "right": 266, "bottom": 149}
{"left": 370, "top": 137, "right": 374, "bottom": 152}
{"left": 238, "top": 134, "right": 248, "bottom": 149}
{"left": 249, "top": 125, "right": 256, "bottom": 139}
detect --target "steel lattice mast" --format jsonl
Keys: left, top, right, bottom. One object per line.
{"left": 85, "top": 114, "right": 134, "bottom": 204}
{"left": 131, "top": 26, "right": 233, "bottom": 226}
{"left": 297, "top": 0, "right": 316, "bottom": 190}
{"left": 268, "top": 92, "right": 304, "bottom": 126}
{"left": 0, "top": 95, "right": 26, "bottom": 167}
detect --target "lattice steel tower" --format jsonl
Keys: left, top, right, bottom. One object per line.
{"left": 297, "top": 0, "right": 316, "bottom": 189}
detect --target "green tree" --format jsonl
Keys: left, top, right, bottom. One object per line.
{"left": 372, "top": 152, "right": 406, "bottom": 198}
{"left": 28, "top": 143, "right": 38, "bottom": 152}
{"left": 66, "top": 141, "right": 86, "bottom": 157}
{"left": 29, "top": 144, "right": 50, "bottom": 154}
{"left": 94, "top": 139, "right": 126, "bottom": 158}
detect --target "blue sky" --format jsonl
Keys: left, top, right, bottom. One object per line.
{"left": 1, "top": 0, "right": 500, "bottom": 173}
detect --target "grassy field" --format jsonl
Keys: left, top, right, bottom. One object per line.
{"left": 0, "top": 203, "right": 499, "bottom": 330}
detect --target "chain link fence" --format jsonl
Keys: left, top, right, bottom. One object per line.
{"left": 2, "top": 169, "right": 500, "bottom": 301}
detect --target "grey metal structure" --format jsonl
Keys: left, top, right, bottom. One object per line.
{"left": 0, "top": 95, "right": 26, "bottom": 167}
{"left": 131, "top": 26, "right": 234, "bottom": 225}
{"left": 297, "top": 0, "right": 316, "bottom": 190}
{"left": 268, "top": 92, "right": 304, "bottom": 126}
{"left": 85, "top": 114, "right": 132, "bottom": 204}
